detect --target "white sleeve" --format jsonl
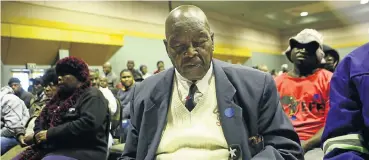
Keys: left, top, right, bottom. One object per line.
{"left": 101, "top": 88, "right": 117, "bottom": 114}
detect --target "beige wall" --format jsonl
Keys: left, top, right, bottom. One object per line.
{"left": 281, "top": 23, "right": 369, "bottom": 50}
{"left": 2, "top": 1, "right": 282, "bottom": 54}
{"left": 2, "top": 1, "right": 367, "bottom": 56}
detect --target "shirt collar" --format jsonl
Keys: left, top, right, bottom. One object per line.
{"left": 175, "top": 62, "right": 213, "bottom": 94}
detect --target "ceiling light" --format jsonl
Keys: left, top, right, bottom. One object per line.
{"left": 361, "top": 0, "right": 369, "bottom": 4}
{"left": 300, "top": 12, "right": 309, "bottom": 17}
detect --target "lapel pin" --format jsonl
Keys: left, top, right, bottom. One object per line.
{"left": 229, "top": 144, "right": 241, "bottom": 159}
{"left": 291, "top": 115, "right": 297, "bottom": 120}
{"left": 229, "top": 147, "right": 237, "bottom": 158}
{"left": 68, "top": 108, "right": 75, "bottom": 112}
{"left": 224, "top": 107, "right": 235, "bottom": 118}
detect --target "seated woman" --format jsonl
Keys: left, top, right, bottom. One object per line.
{"left": 27, "top": 68, "right": 59, "bottom": 141}
{"left": 13, "top": 57, "right": 110, "bottom": 160}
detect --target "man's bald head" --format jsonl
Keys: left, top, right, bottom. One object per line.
{"left": 165, "top": 5, "right": 211, "bottom": 39}
{"left": 103, "top": 62, "right": 112, "bottom": 75}
{"left": 164, "top": 5, "right": 214, "bottom": 81}
{"left": 103, "top": 62, "right": 111, "bottom": 67}
{"left": 127, "top": 60, "right": 135, "bottom": 70}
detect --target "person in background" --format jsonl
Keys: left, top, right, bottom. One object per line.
{"left": 100, "top": 76, "right": 119, "bottom": 97}
{"left": 103, "top": 62, "right": 119, "bottom": 89}
{"left": 99, "top": 77, "right": 108, "bottom": 88}
{"left": 321, "top": 43, "right": 369, "bottom": 160}
{"left": 28, "top": 78, "right": 44, "bottom": 99}
{"left": 14, "top": 57, "right": 110, "bottom": 160}
{"left": 275, "top": 29, "right": 332, "bottom": 159}
{"left": 278, "top": 64, "right": 289, "bottom": 76}
{"left": 117, "top": 69, "right": 138, "bottom": 120}
{"left": 90, "top": 70, "right": 117, "bottom": 115}
{"left": 126, "top": 60, "right": 143, "bottom": 82}
{"left": 89, "top": 70, "right": 116, "bottom": 150}
{"left": 28, "top": 68, "right": 58, "bottom": 128}
{"left": 258, "top": 64, "right": 269, "bottom": 72}
{"left": 321, "top": 44, "right": 340, "bottom": 72}
{"left": 154, "top": 60, "right": 165, "bottom": 74}
{"left": 27, "top": 78, "right": 34, "bottom": 93}
{"left": 120, "top": 5, "right": 302, "bottom": 160}
{"left": 8, "top": 78, "right": 34, "bottom": 109}
{"left": 1, "top": 86, "right": 29, "bottom": 155}
{"left": 270, "top": 69, "right": 277, "bottom": 78}
{"left": 140, "top": 65, "right": 151, "bottom": 79}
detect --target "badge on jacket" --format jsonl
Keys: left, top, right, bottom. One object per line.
{"left": 229, "top": 144, "right": 241, "bottom": 160}
{"left": 68, "top": 108, "right": 76, "bottom": 113}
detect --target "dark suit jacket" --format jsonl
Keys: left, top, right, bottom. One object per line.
{"left": 120, "top": 59, "right": 303, "bottom": 160}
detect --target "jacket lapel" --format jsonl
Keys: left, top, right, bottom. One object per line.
{"left": 143, "top": 68, "right": 175, "bottom": 159}
{"left": 213, "top": 59, "right": 251, "bottom": 158}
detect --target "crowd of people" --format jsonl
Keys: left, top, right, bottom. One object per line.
{"left": 1, "top": 58, "right": 166, "bottom": 159}
{"left": 1, "top": 5, "right": 368, "bottom": 160}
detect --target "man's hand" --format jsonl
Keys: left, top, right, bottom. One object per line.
{"left": 17, "top": 135, "right": 27, "bottom": 147}
{"left": 35, "top": 130, "right": 48, "bottom": 143}
{"left": 24, "top": 134, "right": 34, "bottom": 145}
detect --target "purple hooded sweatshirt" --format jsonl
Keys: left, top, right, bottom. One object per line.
{"left": 321, "top": 43, "right": 369, "bottom": 160}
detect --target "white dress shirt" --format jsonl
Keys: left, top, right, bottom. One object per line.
{"left": 99, "top": 87, "right": 117, "bottom": 114}
{"left": 174, "top": 63, "right": 213, "bottom": 104}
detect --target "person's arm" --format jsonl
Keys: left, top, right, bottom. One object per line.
{"left": 302, "top": 127, "right": 324, "bottom": 152}
{"left": 321, "top": 58, "right": 369, "bottom": 160}
{"left": 122, "top": 85, "right": 138, "bottom": 120}
{"left": 46, "top": 96, "right": 107, "bottom": 141}
{"left": 251, "top": 74, "right": 303, "bottom": 160}
{"left": 119, "top": 86, "right": 140, "bottom": 160}
{"left": 303, "top": 88, "right": 331, "bottom": 152}
{"left": 1, "top": 95, "right": 28, "bottom": 138}
{"left": 104, "top": 89, "right": 118, "bottom": 114}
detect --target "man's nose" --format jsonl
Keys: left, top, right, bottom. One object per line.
{"left": 185, "top": 45, "right": 198, "bottom": 57}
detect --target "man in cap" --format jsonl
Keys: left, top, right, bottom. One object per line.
{"left": 8, "top": 78, "right": 34, "bottom": 109}
{"left": 275, "top": 29, "right": 333, "bottom": 159}
{"left": 321, "top": 43, "right": 369, "bottom": 160}
{"left": 120, "top": 5, "right": 302, "bottom": 160}
{"left": 321, "top": 44, "right": 340, "bottom": 72}
{"left": 14, "top": 57, "right": 110, "bottom": 160}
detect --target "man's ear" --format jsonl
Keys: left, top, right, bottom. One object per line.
{"left": 211, "top": 32, "right": 214, "bottom": 51}
{"left": 163, "top": 39, "right": 168, "bottom": 53}
{"left": 163, "top": 39, "right": 172, "bottom": 59}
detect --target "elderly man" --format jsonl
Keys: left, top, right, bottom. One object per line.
{"left": 14, "top": 57, "right": 111, "bottom": 160}
{"left": 120, "top": 5, "right": 302, "bottom": 160}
